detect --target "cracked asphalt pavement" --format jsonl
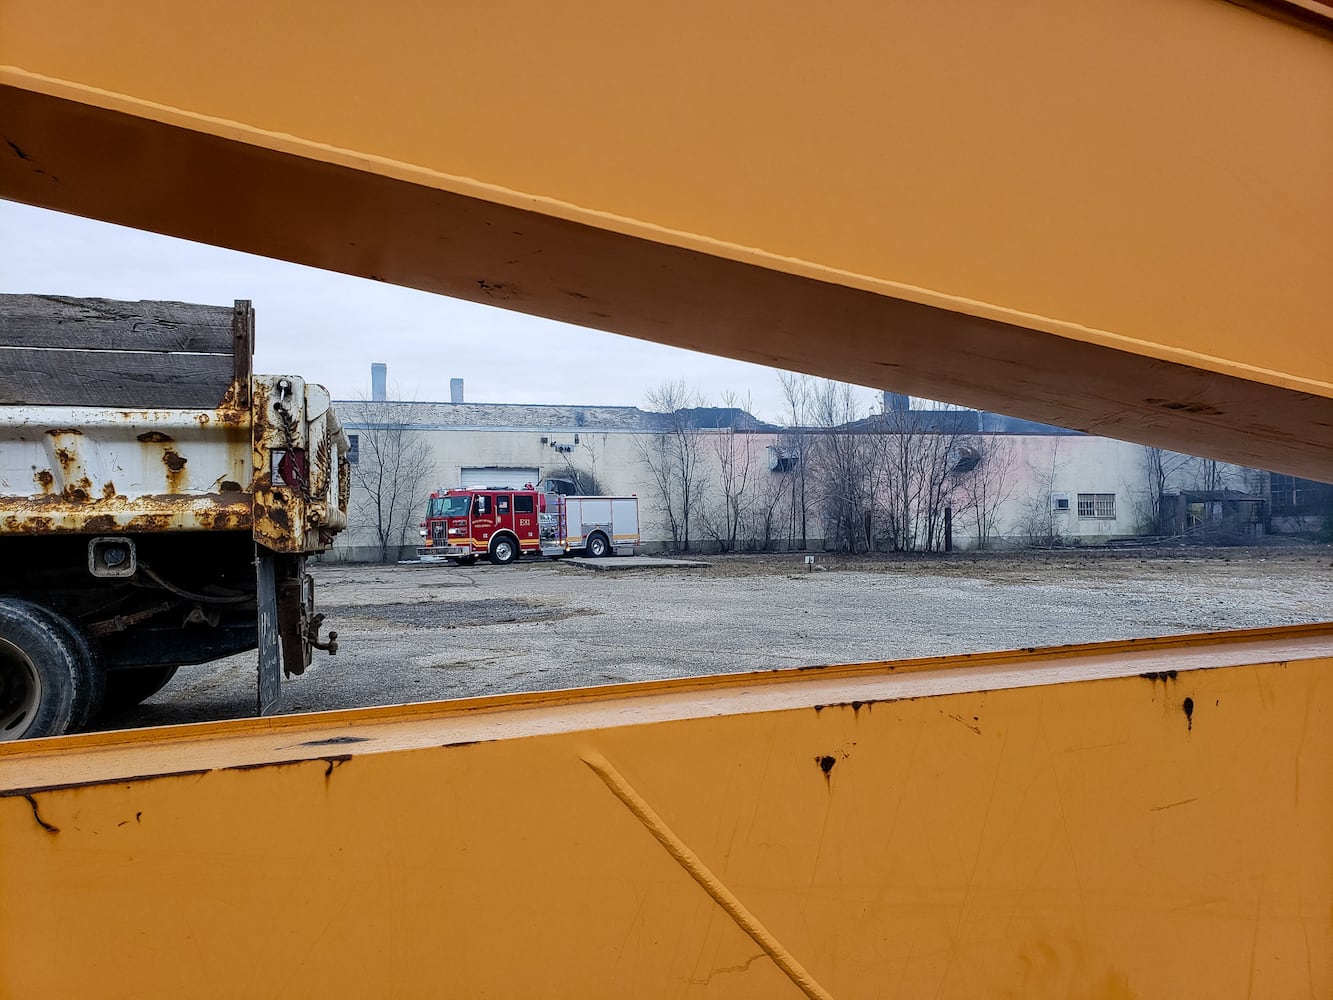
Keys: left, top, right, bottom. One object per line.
{"left": 104, "top": 546, "right": 1333, "bottom": 731}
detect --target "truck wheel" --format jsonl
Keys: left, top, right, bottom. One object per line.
{"left": 100, "top": 666, "right": 180, "bottom": 715}
{"left": 0, "top": 598, "right": 90, "bottom": 741}
{"left": 489, "top": 536, "right": 518, "bottom": 565}
{"left": 585, "top": 532, "right": 610, "bottom": 558}
{"left": 29, "top": 607, "right": 105, "bottom": 731}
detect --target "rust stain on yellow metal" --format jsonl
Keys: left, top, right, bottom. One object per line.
{"left": 2, "top": 1, "right": 1331, "bottom": 476}
{"left": 246, "top": 375, "right": 347, "bottom": 551}
{"left": 247, "top": 377, "right": 280, "bottom": 548}
{"left": 2, "top": 628, "right": 1330, "bottom": 998}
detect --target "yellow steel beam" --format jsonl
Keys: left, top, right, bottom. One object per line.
{"left": 3, "top": 626, "right": 1331, "bottom": 998}
{"left": 2, "top": 1, "right": 1331, "bottom": 477}
{"left": 3, "top": 8, "right": 1331, "bottom": 994}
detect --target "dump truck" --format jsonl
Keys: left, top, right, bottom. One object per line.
{"left": 0, "top": 295, "right": 349, "bottom": 740}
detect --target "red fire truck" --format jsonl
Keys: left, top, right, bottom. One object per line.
{"left": 418, "top": 485, "right": 640, "bottom": 565}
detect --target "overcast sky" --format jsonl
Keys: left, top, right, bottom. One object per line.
{"left": 1, "top": 200, "right": 886, "bottom": 424}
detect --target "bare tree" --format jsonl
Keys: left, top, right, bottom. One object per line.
{"left": 863, "top": 402, "right": 959, "bottom": 552}
{"left": 868, "top": 405, "right": 976, "bottom": 552}
{"left": 1187, "top": 456, "right": 1234, "bottom": 493}
{"left": 1136, "top": 446, "right": 1191, "bottom": 534}
{"left": 702, "top": 392, "right": 760, "bottom": 552}
{"left": 635, "top": 380, "right": 709, "bottom": 551}
{"left": 636, "top": 426, "right": 681, "bottom": 545}
{"left": 344, "top": 398, "right": 436, "bottom": 563}
{"left": 952, "top": 435, "right": 1018, "bottom": 549}
{"left": 806, "top": 379, "right": 870, "bottom": 551}
{"left": 1017, "top": 437, "right": 1068, "bottom": 548}
{"left": 776, "top": 372, "right": 813, "bottom": 550}
{"left": 553, "top": 434, "right": 606, "bottom": 494}
{"left": 746, "top": 469, "right": 790, "bottom": 552}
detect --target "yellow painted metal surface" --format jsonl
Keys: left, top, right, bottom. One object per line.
{"left": 2, "top": 628, "right": 1331, "bottom": 998}
{"left": 2, "top": 1, "right": 1331, "bottom": 476}
{"left": 2, "top": 4, "right": 1331, "bottom": 996}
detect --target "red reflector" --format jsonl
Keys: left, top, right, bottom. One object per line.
{"left": 273, "top": 448, "right": 309, "bottom": 490}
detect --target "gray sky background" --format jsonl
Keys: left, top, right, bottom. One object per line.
{"left": 2, "top": 201, "right": 885, "bottom": 423}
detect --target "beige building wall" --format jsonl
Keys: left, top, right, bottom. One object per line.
{"left": 330, "top": 403, "right": 1252, "bottom": 561}
{"left": 424, "top": 428, "right": 646, "bottom": 497}
{"left": 987, "top": 436, "right": 1152, "bottom": 546}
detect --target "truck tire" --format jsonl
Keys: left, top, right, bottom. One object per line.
{"left": 29, "top": 606, "right": 106, "bottom": 731}
{"left": 489, "top": 535, "right": 519, "bottom": 565}
{"left": 100, "top": 665, "right": 180, "bottom": 715}
{"left": 585, "top": 532, "right": 610, "bottom": 558}
{"left": 0, "top": 598, "right": 92, "bottom": 741}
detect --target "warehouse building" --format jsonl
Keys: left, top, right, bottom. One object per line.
{"left": 330, "top": 379, "right": 1280, "bottom": 562}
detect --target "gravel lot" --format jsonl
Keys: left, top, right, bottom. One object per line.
{"left": 108, "top": 546, "right": 1333, "bottom": 731}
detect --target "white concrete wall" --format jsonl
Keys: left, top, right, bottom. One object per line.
{"left": 980, "top": 436, "right": 1149, "bottom": 547}
{"left": 329, "top": 414, "right": 1254, "bottom": 560}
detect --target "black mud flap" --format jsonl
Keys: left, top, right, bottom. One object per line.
{"left": 255, "top": 547, "right": 281, "bottom": 717}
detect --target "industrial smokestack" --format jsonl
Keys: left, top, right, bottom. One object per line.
{"left": 883, "top": 390, "right": 910, "bottom": 413}
{"left": 371, "top": 363, "right": 387, "bottom": 402}
{"left": 450, "top": 378, "right": 464, "bottom": 404}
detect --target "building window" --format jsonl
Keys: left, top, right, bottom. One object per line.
{"left": 1270, "top": 473, "right": 1300, "bottom": 511}
{"left": 767, "top": 445, "right": 800, "bottom": 473}
{"left": 347, "top": 434, "right": 359, "bottom": 465}
{"left": 951, "top": 446, "right": 981, "bottom": 474}
{"left": 1077, "top": 493, "right": 1116, "bottom": 519}
{"left": 1270, "top": 474, "right": 1332, "bottom": 514}
{"left": 1051, "top": 493, "right": 1070, "bottom": 512}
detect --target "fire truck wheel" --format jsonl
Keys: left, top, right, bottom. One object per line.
{"left": 489, "top": 535, "right": 519, "bottom": 565}
{"left": 0, "top": 598, "right": 92, "bottom": 741}
{"left": 585, "top": 532, "right": 610, "bottom": 558}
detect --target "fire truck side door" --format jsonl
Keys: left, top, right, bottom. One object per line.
{"left": 471, "top": 494, "right": 493, "bottom": 546}
{"left": 513, "top": 493, "right": 537, "bottom": 544}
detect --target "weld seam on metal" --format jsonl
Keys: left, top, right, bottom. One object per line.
{"left": 582, "top": 751, "right": 834, "bottom": 1000}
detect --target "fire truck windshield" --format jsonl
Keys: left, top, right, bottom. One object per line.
{"left": 429, "top": 496, "right": 472, "bottom": 518}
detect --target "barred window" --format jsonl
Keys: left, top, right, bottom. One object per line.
{"left": 1077, "top": 493, "right": 1116, "bottom": 519}
{"left": 1270, "top": 473, "right": 1300, "bottom": 510}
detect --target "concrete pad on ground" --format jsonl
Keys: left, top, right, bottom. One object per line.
{"left": 562, "top": 555, "right": 710, "bottom": 571}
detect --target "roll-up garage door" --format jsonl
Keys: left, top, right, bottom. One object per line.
{"left": 458, "top": 467, "right": 540, "bottom": 490}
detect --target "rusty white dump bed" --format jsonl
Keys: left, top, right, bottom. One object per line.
{"left": 0, "top": 296, "right": 348, "bottom": 553}
{"left": 0, "top": 402, "right": 255, "bottom": 534}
